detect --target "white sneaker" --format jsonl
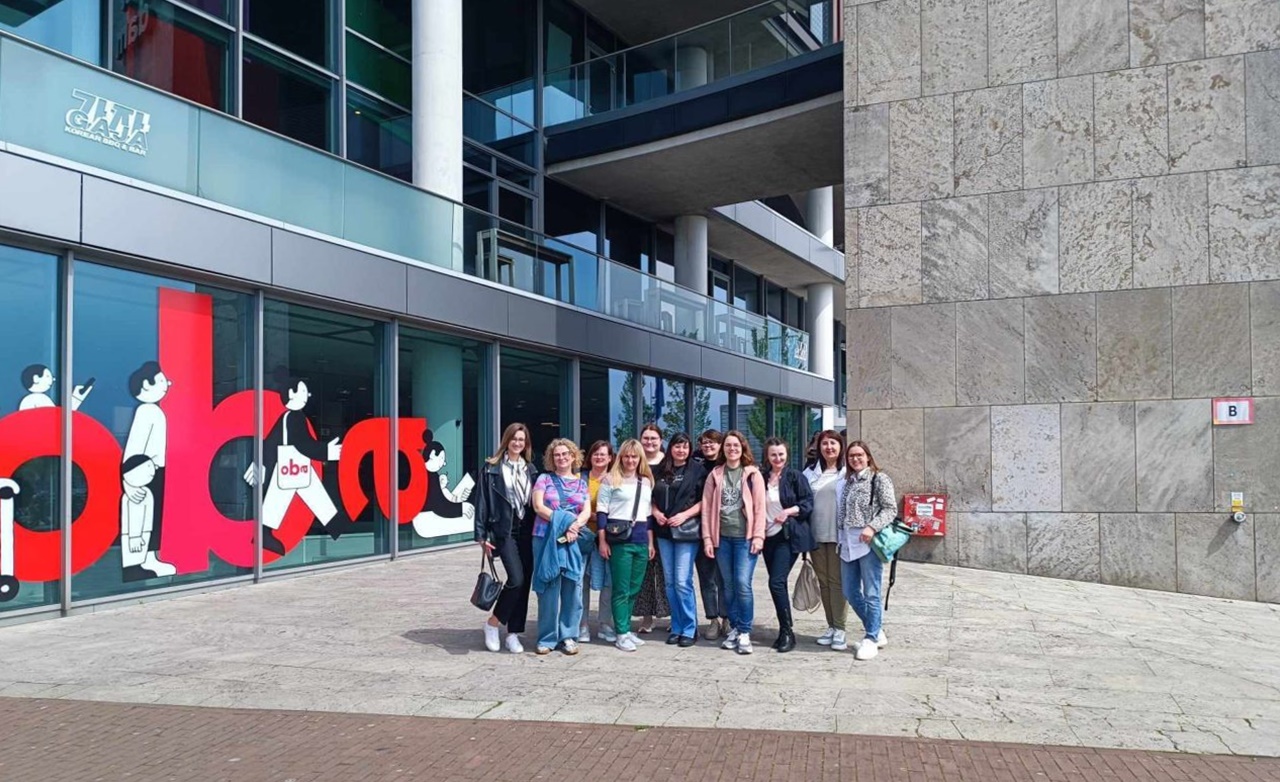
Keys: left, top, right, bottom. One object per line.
{"left": 721, "top": 628, "right": 740, "bottom": 650}
{"left": 599, "top": 624, "right": 618, "bottom": 643}
{"left": 876, "top": 630, "right": 888, "bottom": 648}
{"left": 854, "top": 638, "right": 879, "bottom": 660}
{"left": 616, "top": 634, "right": 637, "bottom": 652}
{"left": 816, "top": 627, "right": 836, "bottom": 646}
{"left": 736, "top": 633, "right": 754, "bottom": 655}
{"left": 561, "top": 639, "right": 579, "bottom": 655}
{"left": 830, "top": 630, "right": 848, "bottom": 651}
{"left": 483, "top": 623, "right": 501, "bottom": 652}
{"left": 505, "top": 633, "right": 524, "bottom": 654}
{"left": 628, "top": 632, "right": 646, "bottom": 647}
{"left": 578, "top": 625, "right": 591, "bottom": 643}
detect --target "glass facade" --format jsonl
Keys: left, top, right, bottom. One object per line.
{"left": 734, "top": 392, "right": 768, "bottom": 463}
{"left": 579, "top": 363, "right": 635, "bottom": 447}
{"left": 111, "top": 0, "right": 231, "bottom": 111}
{"left": 641, "top": 373, "right": 687, "bottom": 437}
{"left": 693, "top": 384, "right": 730, "bottom": 436}
{"left": 1, "top": 0, "right": 100, "bottom": 63}
{"left": 499, "top": 346, "right": 570, "bottom": 459}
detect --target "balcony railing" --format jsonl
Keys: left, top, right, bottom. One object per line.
{"left": 0, "top": 32, "right": 811, "bottom": 371}
{"left": 544, "top": 0, "right": 837, "bottom": 126}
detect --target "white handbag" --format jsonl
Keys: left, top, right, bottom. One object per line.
{"left": 275, "top": 412, "right": 312, "bottom": 490}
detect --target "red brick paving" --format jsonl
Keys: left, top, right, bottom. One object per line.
{"left": 1, "top": 697, "right": 1278, "bottom": 782}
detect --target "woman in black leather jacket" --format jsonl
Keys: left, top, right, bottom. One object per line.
{"left": 475, "top": 423, "right": 539, "bottom": 654}
{"left": 760, "top": 437, "right": 815, "bottom": 653}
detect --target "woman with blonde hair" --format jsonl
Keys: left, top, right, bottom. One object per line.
{"left": 530, "top": 439, "right": 592, "bottom": 655}
{"left": 595, "top": 438, "right": 654, "bottom": 652}
{"left": 475, "top": 423, "right": 539, "bottom": 654}
{"left": 700, "top": 430, "right": 767, "bottom": 654}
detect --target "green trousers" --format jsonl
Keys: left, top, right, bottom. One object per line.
{"left": 609, "top": 542, "right": 649, "bottom": 635}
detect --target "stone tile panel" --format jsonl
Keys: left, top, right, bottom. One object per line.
{"left": 989, "top": 0, "right": 1057, "bottom": 85}
{"left": 1024, "top": 77, "right": 1095, "bottom": 188}
{"left": 1027, "top": 513, "right": 1101, "bottom": 581}
{"left": 1095, "top": 67, "right": 1170, "bottom": 180}
{"left": 844, "top": 208, "right": 860, "bottom": 310}
{"left": 1246, "top": 50, "right": 1280, "bottom": 166}
{"left": 1171, "top": 283, "right": 1251, "bottom": 398}
{"left": 989, "top": 188, "right": 1060, "bottom": 297}
{"left": 1135, "top": 399, "right": 1213, "bottom": 512}
{"left": 922, "top": 196, "right": 989, "bottom": 302}
{"left": 1132, "top": 173, "right": 1209, "bottom": 288}
{"left": 890, "top": 96, "right": 955, "bottom": 202}
{"left": 1208, "top": 166, "right": 1280, "bottom": 282}
{"left": 891, "top": 303, "right": 958, "bottom": 408}
{"left": 1214, "top": 397, "right": 1280, "bottom": 512}
{"left": 1253, "top": 281, "right": 1280, "bottom": 396}
{"left": 992, "top": 404, "right": 1062, "bottom": 512}
{"left": 1059, "top": 180, "right": 1134, "bottom": 292}
{"left": 843, "top": 2, "right": 859, "bottom": 105}
{"left": 1175, "top": 513, "right": 1256, "bottom": 600}
{"left": 1024, "top": 293, "right": 1098, "bottom": 403}
{"left": 1130, "top": 0, "right": 1206, "bottom": 66}
{"left": 845, "top": 104, "right": 890, "bottom": 208}
{"left": 858, "top": 0, "right": 923, "bottom": 104}
{"left": 1061, "top": 403, "right": 1137, "bottom": 512}
{"left": 1096, "top": 288, "right": 1173, "bottom": 401}
{"left": 924, "top": 406, "right": 992, "bottom": 511}
{"left": 1168, "top": 56, "right": 1247, "bottom": 173}
{"left": 858, "top": 203, "right": 923, "bottom": 307}
{"left": 921, "top": 0, "right": 988, "bottom": 95}
{"left": 846, "top": 307, "right": 893, "bottom": 410}
{"left": 1100, "top": 513, "right": 1177, "bottom": 591}
{"left": 861, "top": 408, "right": 926, "bottom": 494}
{"left": 954, "top": 86, "right": 1023, "bottom": 196}
{"left": 1256, "top": 514, "right": 1280, "bottom": 603}
{"left": 956, "top": 298, "right": 1025, "bottom": 406}
{"left": 956, "top": 512, "right": 1028, "bottom": 573}
{"left": 1205, "top": 0, "right": 1280, "bottom": 57}
{"left": 1059, "top": 0, "right": 1129, "bottom": 76}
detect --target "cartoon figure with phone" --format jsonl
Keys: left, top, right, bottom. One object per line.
{"left": 412, "top": 425, "right": 476, "bottom": 538}
{"left": 18, "top": 364, "right": 92, "bottom": 410}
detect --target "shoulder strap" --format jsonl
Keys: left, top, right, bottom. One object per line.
{"left": 630, "top": 478, "right": 644, "bottom": 522}
{"left": 280, "top": 412, "right": 289, "bottom": 447}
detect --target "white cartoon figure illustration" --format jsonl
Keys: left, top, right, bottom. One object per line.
{"left": 119, "top": 455, "right": 157, "bottom": 582}
{"left": 0, "top": 478, "right": 19, "bottom": 602}
{"left": 19, "top": 364, "right": 92, "bottom": 411}
{"left": 121, "top": 361, "right": 176, "bottom": 578}
{"left": 412, "top": 425, "right": 475, "bottom": 538}
{"left": 245, "top": 375, "right": 342, "bottom": 556}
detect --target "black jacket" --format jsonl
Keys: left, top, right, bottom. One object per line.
{"left": 651, "top": 460, "right": 707, "bottom": 539}
{"left": 764, "top": 466, "right": 817, "bottom": 554}
{"left": 474, "top": 459, "right": 538, "bottom": 542}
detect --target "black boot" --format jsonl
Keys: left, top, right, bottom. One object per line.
{"left": 776, "top": 608, "right": 796, "bottom": 653}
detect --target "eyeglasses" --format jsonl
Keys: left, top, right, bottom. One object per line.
{"left": 848, "top": 453, "right": 868, "bottom": 459}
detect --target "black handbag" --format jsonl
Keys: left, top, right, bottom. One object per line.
{"left": 669, "top": 516, "right": 701, "bottom": 541}
{"left": 469, "top": 550, "right": 504, "bottom": 611}
{"left": 604, "top": 479, "right": 645, "bottom": 544}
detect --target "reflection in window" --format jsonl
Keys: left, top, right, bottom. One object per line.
{"left": 111, "top": 0, "right": 230, "bottom": 110}
{"left": 346, "top": 32, "right": 410, "bottom": 108}
{"left": 500, "top": 346, "right": 569, "bottom": 458}
{"left": 2, "top": 0, "right": 100, "bottom": 63}
{"left": 692, "top": 384, "right": 730, "bottom": 437}
{"left": 244, "top": 0, "right": 329, "bottom": 66}
{"left": 398, "top": 327, "right": 487, "bottom": 552}
{"left": 263, "top": 300, "right": 387, "bottom": 570}
{"left": 579, "top": 362, "right": 635, "bottom": 447}
{"left": 642, "top": 374, "right": 688, "bottom": 437}
{"left": 243, "top": 43, "right": 334, "bottom": 151}
{"left": 347, "top": 89, "right": 410, "bottom": 181}
{"left": 773, "top": 400, "right": 805, "bottom": 470}
{"left": 70, "top": 262, "right": 254, "bottom": 600}
{"left": 347, "top": 0, "right": 410, "bottom": 57}
{"left": 734, "top": 393, "right": 767, "bottom": 463}
{"left": 0, "top": 245, "right": 60, "bottom": 612}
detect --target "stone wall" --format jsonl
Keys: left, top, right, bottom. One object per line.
{"left": 842, "top": 0, "right": 1280, "bottom": 601}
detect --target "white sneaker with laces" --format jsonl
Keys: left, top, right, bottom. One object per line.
{"left": 830, "top": 629, "right": 848, "bottom": 651}
{"left": 505, "top": 633, "right": 524, "bottom": 654}
{"left": 736, "top": 633, "right": 754, "bottom": 654}
{"left": 854, "top": 638, "right": 879, "bottom": 660}
{"left": 628, "top": 632, "right": 646, "bottom": 646}
{"left": 578, "top": 625, "right": 591, "bottom": 643}
{"left": 721, "top": 628, "right": 741, "bottom": 650}
{"left": 599, "top": 624, "right": 618, "bottom": 643}
{"left": 876, "top": 630, "right": 887, "bottom": 648}
{"left": 616, "top": 634, "right": 637, "bottom": 652}
{"left": 483, "top": 623, "right": 501, "bottom": 652}
{"left": 816, "top": 627, "right": 836, "bottom": 646}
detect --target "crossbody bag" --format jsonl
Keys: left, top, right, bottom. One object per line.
{"left": 603, "top": 479, "right": 645, "bottom": 544}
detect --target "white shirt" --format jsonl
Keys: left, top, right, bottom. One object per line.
{"left": 124, "top": 403, "right": 167, "bottom": 467}
{"left": 765, "top": 484, "right": 785, "bottom": 537}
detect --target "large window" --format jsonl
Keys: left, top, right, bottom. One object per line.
{"left": 1, "top": 0, "right": 100, "bottom": 63}
{"left": 604, "top": 206, "right": 652, "bottom": 273}
{"left": 244, "top": 0, "right": 330, "bottom": 67}
{"left": 347, "top": 89, "right": 410, "bottom": 181}
{"left": 692, "top": 384, "right": 730, "bottom": 436}
{"left": 71, "top": 262, "right": 255, "bottom": 600}
{"left": 0, "top": 245, "right": 61, "bottom": 613}
{"left": 734, "top": 392, "right": 767, "bottom": 463}
{"left": 773, "top": 400, "right": 806, "bottom": 470}
{"left": 111, "top": 0, "right": 231, "bottom": 111}
{"left": 642, "top": 373, "right": 688, "bottom": 437}
{"left": 499, "top": 346, "right": 570, "bottom": 458}
{"left": 579, "top": 363, "right": 634, "bottom": 446}
{"left": 347, "top": 0, "right": 410, "bottom": 58}
{"left": 243, "top": 43, "right": 335, "bottom": 152}
{"left": 398, "top": 327, "right": 487, "bottom": 552}
{"left": 263, "top": 300, "right": 387, "bottom": 569}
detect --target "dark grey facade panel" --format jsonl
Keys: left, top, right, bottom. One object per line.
{"left": 700, "top": 347, "right": 745, "bottom": 390}
{"left": 506, "top": 294, "right": 562, "bottom": 348}
{"left": 81, "top": 176, "right": 272, "bottom": 283}
{"left": 0, "top": 151, "right": 81, "bottom": 242}
{"left": 780, "top": 370, "right": 811, "bottom": 402}
{"left": 405, "top": 265, "right": 510, "bottom": 335}
{"left": 552, "top": 307, "right": 591, "bottom": 354}
{"left": 744, "top": 358, "right": 782, "bottom": 396}
{"left": 587, "top": 317, "right": 650, "bottom": 367}
{"left": 648, "top": 333, "right": 702, "bottom": 376}
{"left": 271, "top": 229, "right": 408, "bottom": 313}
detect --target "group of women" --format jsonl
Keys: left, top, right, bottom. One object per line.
{"left": 473, "top": 424, "right": 898, "bottom": 661}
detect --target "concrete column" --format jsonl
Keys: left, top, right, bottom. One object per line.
{"left": 806, "top": 282, "right": 835, "bottom": 379}
{"left": 411, "top": 0, "right": 462, "bottom": 200}
{"left": 675, "top": 45, "right": 710, "bottom": 90}
{"left": 674, "top": 215, "right": 709, "bottom": 294}
{"left": 804, "top": 186, "right": 834, "bottom": 245}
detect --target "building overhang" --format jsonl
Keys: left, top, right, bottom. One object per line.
{"left": 708, "top": 201, "right": 844, "bottom": 291}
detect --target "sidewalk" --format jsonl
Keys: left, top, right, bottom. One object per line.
{"left": 2, "top": 546, "right": 1279, "bottom": 758}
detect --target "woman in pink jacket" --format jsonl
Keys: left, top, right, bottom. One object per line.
{"left": 699, "top": 430, "right": 768, "bottom": 655}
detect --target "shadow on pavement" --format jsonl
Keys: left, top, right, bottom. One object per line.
{"left": 401, "top": 627, "right": 483, "bottom": 656}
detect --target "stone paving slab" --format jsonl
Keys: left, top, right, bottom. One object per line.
{"left": 3, "top": 697, "right": 1280, "bottom": 782}
{"left": 2, "top": 546, "right": 1279, "bottom": 756}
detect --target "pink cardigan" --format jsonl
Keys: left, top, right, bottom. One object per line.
{"left": 700, "top": 463, "right": 768, "bottom": 547}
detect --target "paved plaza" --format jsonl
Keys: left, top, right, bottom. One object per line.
{"left": 2, "top": 546, "right": 1280, "bottom": 761}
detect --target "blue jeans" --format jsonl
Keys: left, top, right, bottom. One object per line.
{"left": 535, "top": 572, "right": 584, "bottom": 649}
{"left": 657, "top": 538, "right": 698, "bottom": 638}
{"left": 841, "top": 550, "right": 884, "bottom": 640}
{"left": 716, "top": 537, "right": 758, "bottom": 634}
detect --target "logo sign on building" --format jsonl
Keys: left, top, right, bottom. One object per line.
{"left": 64, "top": 89, "right": 151, "bottom": 157}
{"left": 1212, "top": 397, "right": 1254, "bottom": 425}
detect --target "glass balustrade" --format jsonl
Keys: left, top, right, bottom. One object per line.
{"left": 542, "top": 0, "right": 836, "bottom": 125}
{"left": 0, "top": 32, "right": 812, "bottom": 372}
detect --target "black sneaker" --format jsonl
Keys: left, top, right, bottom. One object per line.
{"left": 677, "top": 635, "right": 696, "bottom": 648}
{"left": 665, "top": 633, "right": 680, "bottom": 645}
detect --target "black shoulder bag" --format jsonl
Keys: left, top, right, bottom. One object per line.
{"left": 469, "top": 550, "right": 503, "bottom": 611}
{"left": 604, "top": 479, "right": 645, "bottom": 544}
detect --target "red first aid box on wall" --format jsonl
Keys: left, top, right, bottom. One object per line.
{"left": 902, "top": 494, "right": 947, "bottom": 536}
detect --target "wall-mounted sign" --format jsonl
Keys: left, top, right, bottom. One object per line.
{"left": 1213, "top": 397, "right": 1254, "bottom": 425}
{"left": 64, "top": 89, "right": 151, "bottom": 157}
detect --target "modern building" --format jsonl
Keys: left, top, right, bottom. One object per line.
{"left": 0, "top": 0, "right": 846, "bottom": 619}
